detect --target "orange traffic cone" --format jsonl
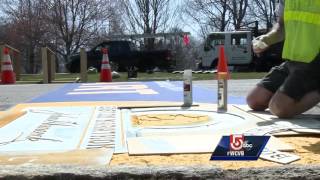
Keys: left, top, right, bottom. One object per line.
{"left": 100, "top": 48, "right": 112, "bottom": 82}
{"left": 1, "top": 48, "right": 16, "bottom": 84}
{"left": 217, "top": 45, "right": 229, "bottom": 79}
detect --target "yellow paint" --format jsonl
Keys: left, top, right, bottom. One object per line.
{"left": 139, "top": 89, "right": 158, "bottom": 94}
{"left": 111, "top": 136, "right": 320, "bottom": 169}
{"left": 0, "top": 102, "right": 224, "bottom": 167}
{"left": 0, "top": 148, "right": 112, "bottom": 166}
{"left": 120, "top": 111, "right": 125, "bottom": 149}
{"left": 77, "top": 84, "right": 150, "bottom": 90}
{"left": 131, "top": 114, "right": 209, "bottom": 127}
{"left": 69, "top": 84, "right": 159, "bottom": 95}
{"left": 0, "top": 102, "right": 318, "bottom": 169}
{"left": 9, "top": 101, "right": 183, "bottom": 112}
{"left": 0, "top": 110, "right": 27, "bottom": 128}
{"left": 67, "top": 89, "right": 158, "bottom": 95}
{"left": 81, "top": 82, "right": 141, "bottom": 85}
{"left": 0, "top": 101, "right": 183, "bottom": 166}
{"left": 77, "top": 106, "right": 97, "bottom": 149}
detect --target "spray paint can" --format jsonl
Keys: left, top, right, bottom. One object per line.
{"left": 183, "top": 69, "right": 192, "bottom": 106}
{"left": 217, "top": 72, "right": 228, "bottom": 112}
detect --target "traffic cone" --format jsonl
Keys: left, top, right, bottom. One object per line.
{"left": 100, "top": 48, "right": 112, "bottom": 82}
{"left": 1, "top": 48, "right": 16, "bottom": 84}
{"left": 217, "top": 45, "right": 229, "bottom": 79}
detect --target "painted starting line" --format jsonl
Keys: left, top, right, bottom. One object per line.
{"left": 0, "top": 81, "right": 250, "bottom": 166}
{"left": 29, "top": 81, "right": 246, "bottom": 104}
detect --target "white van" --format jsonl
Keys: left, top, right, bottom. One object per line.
{"left": 200, "top": 31, "right": 252, "bottom": 69}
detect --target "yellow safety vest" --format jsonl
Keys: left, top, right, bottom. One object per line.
{"left": 283, "top": 0, "right": 320, "bottom": 63}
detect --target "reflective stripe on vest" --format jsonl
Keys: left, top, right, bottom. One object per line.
{"left": 283, "top": 0, "right": 320, "bottom": 63}
{"left": 285, "top": 11, "right": 320, "bottom": 26}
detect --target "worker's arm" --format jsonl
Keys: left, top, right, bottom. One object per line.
{"left": 259, "top": 17, "right": 284, "bottom": 46}
{"left": 253, "top": 0, "right": 285, "bottom": 54}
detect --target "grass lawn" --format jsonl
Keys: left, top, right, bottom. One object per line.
{"left": 16, "top": 72, "right": 267, "bottom": 84}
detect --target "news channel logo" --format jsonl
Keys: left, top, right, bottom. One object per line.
{"left": 210, "top": 135, "right": 270, "bottom": 160}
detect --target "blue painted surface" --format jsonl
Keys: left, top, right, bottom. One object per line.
{"left": 0, "top": 106, "right": 95, "bottom": 152}
{"left": 29, "top": 81, "right": 245, "bottom": 104}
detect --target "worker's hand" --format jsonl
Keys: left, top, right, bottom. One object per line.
{"left": 252, "top": 35, "right": 269, "bottom": 55}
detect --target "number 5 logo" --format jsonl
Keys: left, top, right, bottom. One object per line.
{"left": 230, "top": 134, "right": 244, "bottom": 151}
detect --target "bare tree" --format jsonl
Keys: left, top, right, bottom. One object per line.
{"left": 184, "top": 0, "right": 230, "bottom": 38}
{"left": 122, "top": 0, "right": 173, "bottom": 34}
{"left": 1, "top": 0, "right": 115, "bottom": 71}
{"left": 248, "top": 0, "right": 278, "bottom": 30}
{"left": 227, "top": 0, "right": 249, "bottom": 30}
{"left": 107, "top": 2, "right": 126, "bottom": 35}
{"left": 0, "top": 0, "right": 49, "bottom": 73}
{"left": 121, "top": 0, "right": 175, "bottom": 49}
{"left": 185, "top": 0, "right": 251, "bottom": 35}
{"left": 45, "top": 0, "right": 112, "bottom": 62}
{"left": 86, "top": 1, "right": 126, "bottom": 48}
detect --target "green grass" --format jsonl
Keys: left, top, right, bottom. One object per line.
{"left": 228, "top": 72, "right": 267, "bottom": 79}
{"left": 16, "top": 72, "right": 267, "bottom": 84}
{"left": 17, "top": 73, "right": 82, "bottom": 84}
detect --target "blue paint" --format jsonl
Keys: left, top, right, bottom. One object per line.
{"left": 29, "top": 81, "right": 246, "bottom": 104}
{"left": 0, "top": 106, "right": 95, "bottom": 152}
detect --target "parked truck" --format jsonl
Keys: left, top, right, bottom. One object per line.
{"left": 66, "top": 40, "right": 173, "bottom": 73}
{"left": 199, "top": 31, "right": 283, "bottom": 71}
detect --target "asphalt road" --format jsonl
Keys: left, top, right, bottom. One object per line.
{"left": 0, "top": 83, "right": 64, "bottom": 110}
{"left": 194, "top": 79, "right": 258, "bottom": 97}
{"left": 1, "top": 80, "right": 320, "bottom": 179}
{"left": 2, "top": 79, "right": 320, "bottom": 114}
{"left": 0, "top": 80, "right": 259, "bottom": 111}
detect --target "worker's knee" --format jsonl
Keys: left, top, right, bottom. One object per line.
{"left": 246, "top": 94, "right": 269, "bottom": 111}
{"left": 246, "top": 86, "right": 273, "bottom": 111}
{"left": 269, "top": 98, "right": 295, "bottom": 118}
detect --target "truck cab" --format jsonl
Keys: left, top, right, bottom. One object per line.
{"left": 201, "top": 31, "right": 252, "bottom": 69}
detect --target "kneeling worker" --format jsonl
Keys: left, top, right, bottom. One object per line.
{"left": 247, "top": 0, "right": 320, "bottom": 118}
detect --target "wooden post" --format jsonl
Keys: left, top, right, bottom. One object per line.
{"left": 13, "top": 52, "right": 21, "bottom": 81}
{"left": 50, "top": 53, "right": 56, "bottom": 81}
{"left": 41, "top": 47, "right": 49, "bottom": 84}
{"left": 47, "top": 51, "right": 52, "bottom": 83}
{"left": 0, "top": 45, "right": 3, "bottom": 72}
{"left": 80, "top": 48, "right": 87, "bottom": 82}
{"left": 42, "top": 47, "right": 56, "bottom": 83}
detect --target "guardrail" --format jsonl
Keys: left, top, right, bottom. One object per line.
{"left": 41, "top": 47, "right": 56, "bottom": 83}
{"left": 0, "top": 44, "right": 21, "bottom": 80}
